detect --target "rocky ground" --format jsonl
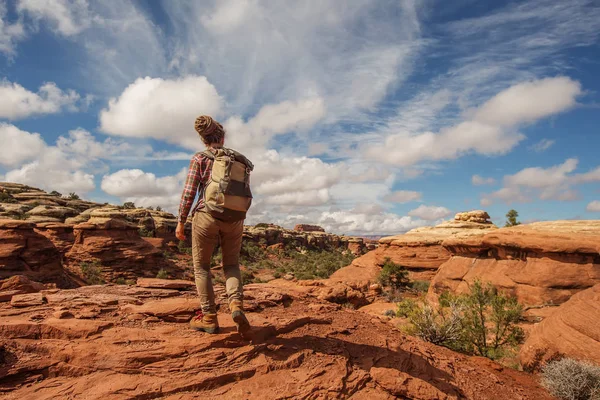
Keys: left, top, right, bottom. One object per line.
{"left": 0, "top": 279, "right": 552, "bottom": 400}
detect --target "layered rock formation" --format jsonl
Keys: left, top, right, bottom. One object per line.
{"left": 330, "top": 211, "right": 498, "bottom": 286}
{"left": 0, "top": 281, "right": 552, "bottom": 399}
{"left": 0, "top": 220, "right": 72, "bottom": 287}
{"left": 430, "top": 220, "right": 600, "bottom": 307}
{"left": 520, "top": 284, "right": 600, "bottom": 369}
{"left": 64, "top": 216, "right": 172, "bottom": 283}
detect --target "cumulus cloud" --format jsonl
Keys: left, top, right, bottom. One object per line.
{"left": 0, "top": 80, "right": 81, "bottom": 119}
{"left": 367, "top": 77, "right": 582, "bottom": 167}
{"left": 587, "top": 201, "right": 600, "bottom": 212}
{"left": 101, "top": 168, "right": 186, "bottom": 199}
{"left": 382, "top": 190, "right": 422, "bottom": 203}
{"left": 0, "top": 123, "right": 46, "bottom": 166}
{"left": 481, "top": 158, "right": 600, "bottom": 205}
{"left": 472, "top": 175, "right": 496, "bottom": 186}
{"left": 408, "top": 205, "right": 452, "bottom": 221}
{"left": 99, "top": 76, "right": 223, "bottom": 149}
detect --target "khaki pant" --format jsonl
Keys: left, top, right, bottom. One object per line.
{"left": 191, "top": 211, "right": 244, "bottom": 314}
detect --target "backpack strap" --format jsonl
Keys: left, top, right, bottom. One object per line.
{"left": 200, "top": 150, "right": 215, "bottom": 160}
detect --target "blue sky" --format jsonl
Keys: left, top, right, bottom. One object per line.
{"left": 1, "top": 0, "right": 599, "bottom": 234}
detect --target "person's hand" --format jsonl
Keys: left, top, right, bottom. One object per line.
{"left": 176, "top": 222, "right": 186, "bottom": 241}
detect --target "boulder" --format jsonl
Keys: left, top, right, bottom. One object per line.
{"left": 0, "top": 275, "right": 46, "bottom": 302}
{"left": 26, "top": 205, "right": 79, "bottom": 221}
{"left": 520, "top": 284, "right": 600, "bottom": 369}
{"left": 430, "top": 220, "right": 600, "bottom": 307}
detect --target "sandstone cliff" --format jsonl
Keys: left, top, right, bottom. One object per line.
{"left": 330, "top": 210, "right": 497, "bottom": 286}
{"left": 430, "top": 220, "right": 600, "bottom": 307}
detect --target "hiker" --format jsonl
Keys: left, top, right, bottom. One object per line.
{"left": 175, "top": 115, "right": 254, "bottom": 336}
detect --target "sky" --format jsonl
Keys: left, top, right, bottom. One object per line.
{"left": 0, "top": 0, "right": 599, "bottom": 235}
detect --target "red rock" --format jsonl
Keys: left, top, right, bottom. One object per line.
{"left": 0, "top": 283, "right": 552, "bottom": 399}
{"left": 120, "top": 297, "right": 199, "bottom": 322}
{"left": 136, "top": 278, "right": 195, "bottom": 290}
{"left": 520, "top": 284, "right": 600, "bottom": 369}
{"left": 293, "top": 224, "right": 325, "bottom": 232}
{"left": 10, "top": 292, "right": 46, "bottom": 307}
{"left": 430, "top": 221, "right": 600, "bottom": 307}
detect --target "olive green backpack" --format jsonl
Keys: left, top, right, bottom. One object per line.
{"left": 201, "top": 147, "right": 254, "bottom": 222}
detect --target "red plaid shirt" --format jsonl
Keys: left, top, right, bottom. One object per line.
{"left": 178, "top": 150, "right": 215, "bottom": 223}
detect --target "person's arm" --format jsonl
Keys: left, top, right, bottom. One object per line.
{"left": 176, "top": 155, "right": 203, "bottom": 240}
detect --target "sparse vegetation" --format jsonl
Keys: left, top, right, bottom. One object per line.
{"left": 397, "top": 281, "right": 524, "bottom": 360}
{"left": 49, "top": 190, "right": 62, "bottom": 197}
{"left": 126, "top": 279, "right": 136, "bottom": 286}
{"left": 383, "top": 309, "right": 396, "bottom": 318}
{"left": 115, "top": 277, "right": 127, "bottom": 285}
{"left": 156, "top": 269, "right": 169, "bottom": 279}
{"left": 67, "top": 192, "right": 80, "bottom": 200}
{"left": 255, "top": 223, "right": 270, "bottom": 228}
{"left": 241, "top": 269, "right": 255, "bottom": 284}
{"left": 80, "top": 260, "right": 105, "bottom": 285}
{"left": 542, "top": 358, "right": 600, "bottom": 400}
{"left": 146, "top": 206, "right": 154, "bottom": 210}
{"left": 138, "top": 227, "right": 154, "bottom": 237}
{"left": 0, "top": 191, "right": 17, "bottom": 203}
{"left": 178, "top": 240, "right": 192, "bottom": 255}
{"left": 156, "top": 206, "right": 162, "bottom": 212}
{"left": 123, "top": 202, "right": 136, "bottom": 209}
{"left": 410, "top": 280, "right": 430, "bottom": 293}
{"left": 377, "top": 258, "right": 410, "bottom": 290}
{"left": 505, "top": 209, "right": 521, "bottom": 227}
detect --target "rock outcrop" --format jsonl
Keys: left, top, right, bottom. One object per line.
{"left": 520, "top": 284, "right": 600, "bottom": 369}
{"left": 0, "top": 282, "right": 552, "bottom": 399}
{"left": 0, "top": 220, "right": 72, "bottom": 287}
{"left": 430, "top": 220, "right": 600, "bottom": 307}
{"left": 330, "top": 211, "right": 498, "bottom": 286}
{"left": 293, "top": 224, "right": 325, "bottom": 232}
{"left": 64, "top": 216, "right": 173, "bottom": 283}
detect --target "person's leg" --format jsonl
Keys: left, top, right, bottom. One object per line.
{"left": 220, "top": 219, "right": 244, "bottom": 303}
{"left": 190, "top": 212, "right": 219, "bottom": 332}
{"left": 219, "top": 219, "right": 249, "bottom": 334}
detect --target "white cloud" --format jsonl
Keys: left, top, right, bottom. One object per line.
{"left": 472, "top": 175, "right": 496, "bottom": 186}
{"left": 101, "top": 168, "right": 186, "bottom": 198}
{"left": 0, "top": 1, "right": 26, "bottom": 56}
{"left": 408, "top": 205, "right": 452, "bottom": 221}
{"left": 366, "top": 77, "right": 581, "bottom": 167}
{"left": 0, "top": 80, "right": 81, "bottom": 119}
{"left": 471, "top": 77, "right": 581, "bottom": 126}
{"left": 530, "top": 138, "right": 555, "bottom": 152}
{"left": 382, "top": 190, "right": 422, "bottom": 203}
{"left": 587, "top": 201, "right": 600, "bottom": 212}
{"left": 99, "top": 76, "right": 223, "bottom": 150}
{"left": 316, "top": 210, "right": 429, "bottom": 235}
{"left": 482, "top": 158, "right": 600, "bottom": 205}
{"left": 0, "top": 123, "right": 46, "bottom": 166}
{"left": 5, "top": 161, "right": 95, "bottom": 194}
{"left": 17, "top": 0, "right": 92, "bottom": 36}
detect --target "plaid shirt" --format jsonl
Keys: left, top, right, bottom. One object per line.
{"left": 178, "top": 150, "right": 215, "bottom": 223}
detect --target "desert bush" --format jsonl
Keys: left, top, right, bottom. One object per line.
{"left": 146, "top": 206, "right": 154, "bottom": 210}
{"left": 255, "top": 223, "right": 270, "bottom": 228}
{"left": 49, "top": 190, "right": 62, "bottom": 197}
{"left": 115, "top": 277, "right": 127, "bottom": 285}
{"left": 383, "top": 309, "right": 396, "bottom": 318}
{"left": 156, "top": 206, "right": 162, "bottom": 211}
{"left": 80, "top": 261, "right": 104, "bottom": 285}
{"left": 156, "top": 269, "right": 169, "bottom": 279}
{"left": 123, "top": 202, "right": 136, "bottom": 209}
{"left": 126, "top": 279, "right": 136, "bottom": 286}
{"left": 378, "top": 258, "right": 409, "bottom": 290}
{"left": 138, "top": 227, "right": 154, "bottom": 237}
{"left": 542, "top": 358, "right": 600, "bottom": 400}
{"left": 398, "top": 281, "right": 524, "bottom": 360}
{"left": 178, "top": 240, "right": 192, "bottom": 255}
{"left": 67, "top": 192, "right": 80, "bottom": 200}
{"left": 0, "top": 191, "right": 17, "bottom": 203}
{"left": 410, "top": 280, "right": 430, "bottom": 293}
{"left": 241, "top": 269, "right": 255, "bottom": 284}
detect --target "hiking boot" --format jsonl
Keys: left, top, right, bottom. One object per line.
{"left": 189, "top": 311, "right": 219, "bottom": 334}
{"left": 229, "top": 299, "right": 250, "bottom": 335}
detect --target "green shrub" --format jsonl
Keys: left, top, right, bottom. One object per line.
{"left": 80, "top": 261, "right": 104, "bottom": 285}
{"left": 241, "top": 269, "right": 255, "bottom": 284}
{"left": 542, "top": 358, "right": 600, "bottom": 400}
{"left": 178, "top": 240, "right": 192, "bottom": 255}
{"left": 156, "top": 206, "right": 162, "bottom": 212}
{"left": 378, "top": 258, "right": 409, "bottom": 290}
{"left": 410, "top": 280, "right": 430, "bottom": 293}
{"left": 383, "top": 309, "right": 396, "bottom": 318}
{"left": 146, "top": 206, "right": 154, "bottom": 210}
{"left": 123, "top": 202, "right": 136, "bottom": 209}
{"left": 399, "top": 281, "right": 524, "bottom": 360}
{"left": 255, "top": 223, "right": 270, "bottom": 228}
{"left": 0, "top": 191, "right": 17, "bottom": 203}
{"left": 125, "top": 279, "right": 136, "bottom": 286}
{"left": 156, "top": 269, "right": 169, "bottom": 279}
{"left": 49, "top": 190, "right": 62, "bottom": 197}
{"left": 67, "top": 192, "right": 80, "bottom": 200}
{"left": 115, "top": 277, "right": 127, "bottom": 285}
{"left": 138, "top": 227, "right": 154, "bottom": 237}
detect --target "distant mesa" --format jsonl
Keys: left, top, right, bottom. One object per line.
{"left": 294, "top": 224, "right": 325, "bottom": 233}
